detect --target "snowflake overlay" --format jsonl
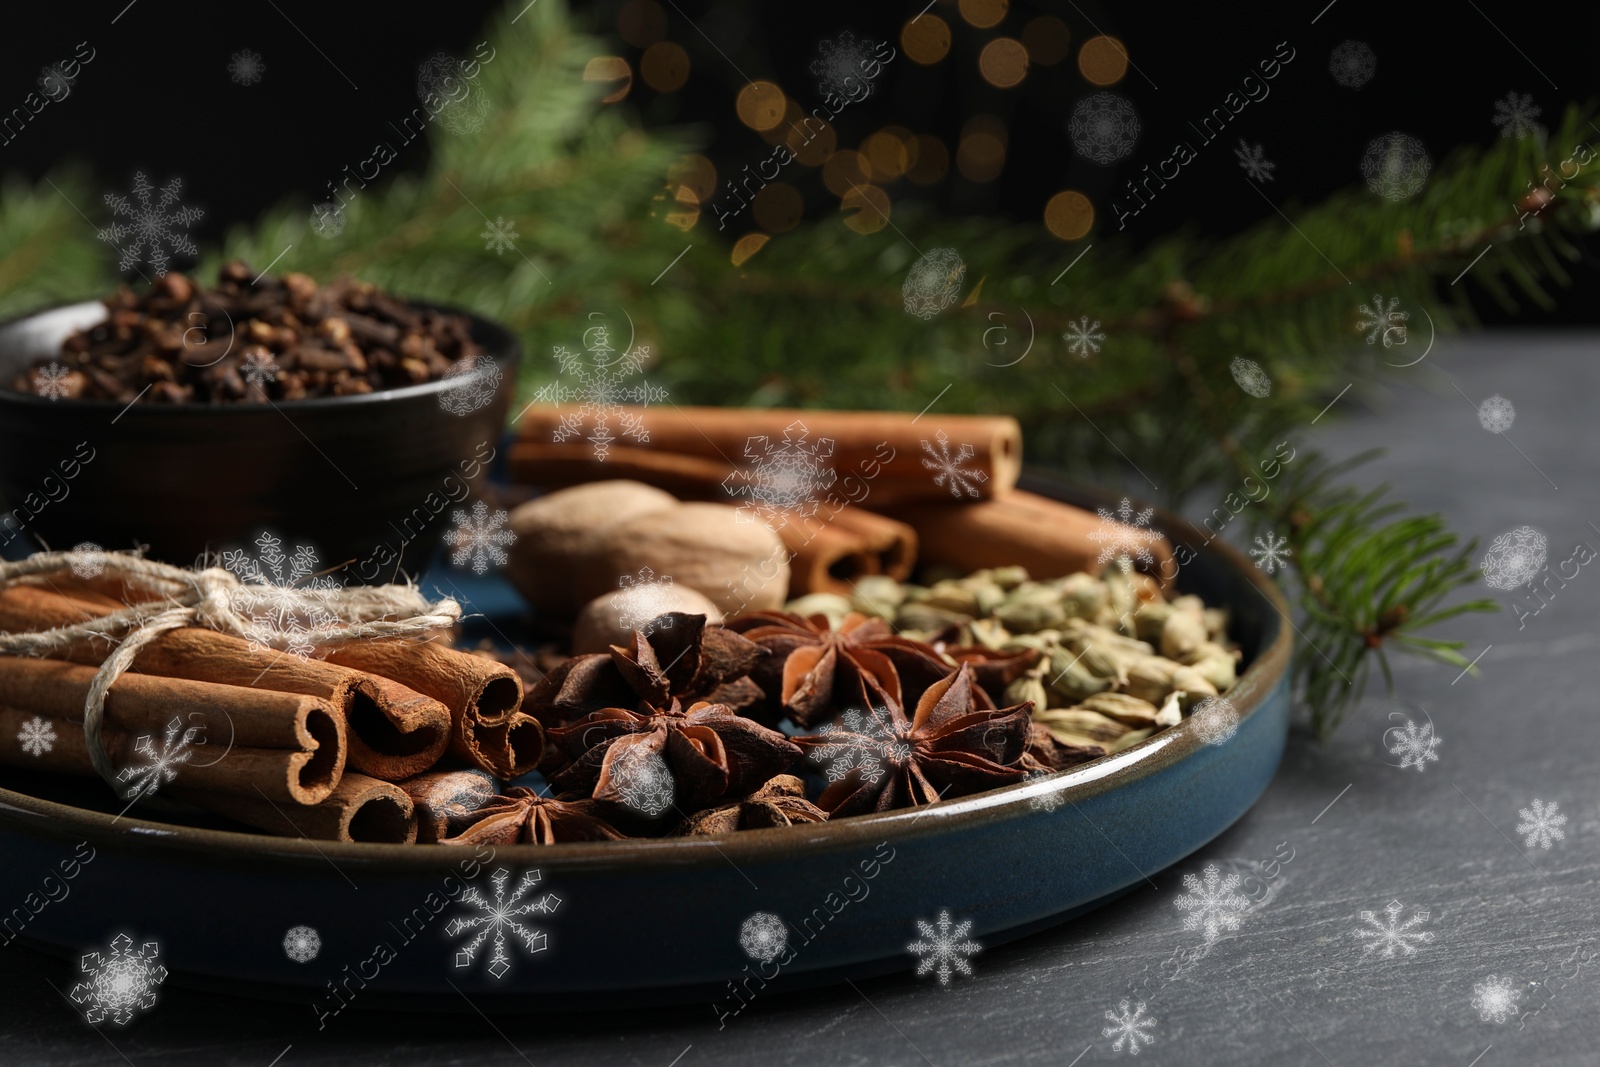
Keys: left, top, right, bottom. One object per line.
{"left": 1328, "top": 40, "right": 1376, "bottom": 89}
{"left": 283, "top": 925, "right": 321, "bottom": 963}
{"left": 1188, "top": 696, "right": 1239, "bottom": 746}
{"left": 1472, "top": 975, "right": 1522, "bottom": 1024}
{"left": 70, "top": 933, "right": 167, "bottom": 1026}
{"left": 481, "top": 216, "right": 519, "bottom": 254}
{"left": 722, "top": 420, "right": 838, "bottom": 530}
{"left": 1355, "top": 900, "right": 1433, "bottom": 958}
{"left": 1481, "top": 526, "right": 1547, "bottom": 589}
{"left": 610, "top": 742, "right": 677, "bottom": 817}
{"left": 33, "top": 361, "right": 71, "bottom": 400}
{"left": 38, "top": 63, "right": 77, "bottom": 102}
{"left": 739, "top": 912, "right": 789, "bottom": 964}
{"left": 117, "top": 716, "right": 201, "bottom": 802}
{"left": 445, "top": 867, "right": 561, "bottom": 981}
{"left": 242, "top": 350, "right": 278, "bottom": 390}
{"left": 1356, "top": 293, "right": 1409, "bottom": 347}
{"left": 70, "top": 541, "right": 106, "bottom": 580}
{"left": 445, "top": 500, "right": 515, "bottom": 575}
{"left": 1249, "top": 532, "right": 1292, "bottom": 574}
{"left": 921, "top": 430, "right": 988, "bottom": 498}
{"left": 221, "top": 532, "right": 341, "bottom": 658}
{"left": 1477, "top": 395, "right": 1515, "bottom": 434}
{"left": 1235, "top": 140, "right": 1276, "bottom": 182}
{"left": 229, "top": 49, "right": 265, "bottom": 86}
{"left": 1174, "top": 862, "right": 1249, "bottom": 942}
{"left": 902, "top": 248, "right": 966, "bottom": 320}
{"left": 1088, "top": 497, "right": 1161, "bottom": 576}
{"left": 1063, "top": 315, "right": 1105, "bottom": 357}
{"left": 532, "top": 320, "right": 666, "bottom": 459}
{"left": 1068, "top": 92, "right": 1141, "bottom": 165}
{"left": 418, "top": 52, "right": 491, "bottom": 134}
{"left": 811, "top": 31, "right": 883, "bottom": 103}
{"left": 1102, "top": 998, "right": 1157, "bottom": 1055}
{"left": 438, "top": 353, "right": 504, "bottom": 417}
{"left": 811, "top": 707, "right": 910, "bottom": 784}
{"left": 1385, "top": 717, "right": 1441, "bottom": 771}
{"left": 1515, "top": 799, "right": 1567, "bottom": 850}
{"left": 610, "top": 566, "right": 680, "bottom": 637}
{"left": 1230, "top": 356, "right": 1272, "bottom": 398}
{"left": 1492, "top": 91, "right": 1542, "bottom": 140}
{"left": 907, "top": 908, "right": 981, "bottom": 986}
{"left": 18, "top": 716, "right": 56, "bottom": 757}
{"left": 97, "top": 172, "right": 203, "bottom": 277}
{"left": 310, "top": 202, "right": 346, "bottom": 239}
{"left": 1361, "top": 132, "right": 1431, "bottom": 201}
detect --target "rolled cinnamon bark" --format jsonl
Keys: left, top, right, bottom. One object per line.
{"left": 327, "top": 640, "right": 542, "bottom": 780}
{"left": 780, "top": 506, "right": 917, "bottom": 595}
{"left": 397, "top": 768, "right": 500, "bottom": 843}
{"left": 0, "top": 703, "right": 341, "bottom": 805}
{"left": 0, "top": 584, "right": 452, "bottom": 780}
{"left": 176, "top": 773, "right": 418, "bottom": 843}
{"left": 512, "top": 405, "right": 1022, "bottom": 504}
{"left": 875, "top": 490, "right": 1176, "bottom": 584}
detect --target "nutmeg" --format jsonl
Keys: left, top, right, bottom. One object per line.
{"left": 506, "top": 481, "right": 678, "bottom": 614}
{"left": 506, "top": 482, "right": 788, "bottom": 618}
{"left": 570, "top": 585, "right": 725, "bottom": 655}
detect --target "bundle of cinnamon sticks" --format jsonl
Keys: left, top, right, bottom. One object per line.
{"left": 0, "top": 581, "right": 543, "bottom": 843}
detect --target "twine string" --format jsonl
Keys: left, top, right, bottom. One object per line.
{"left": 0, "top": 550, "right": 460, "bottom": 797}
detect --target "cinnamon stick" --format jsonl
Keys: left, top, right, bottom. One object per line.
{"left": 779, "top": 505, "right": 917, "bottom": 595}
{"left": 874, "top": 490, "right": 1176, "bottom": 584}
{"left": 177, "top": 772, "right": 418, "bottom": 843}
{"left": 397, "top": 768, "right": 500, "bottom": 843}
{"left": 327, "top": 640, "right": 542, "bottom": 780}
{"left": 0, "top": 584, "right": 452, "bottom": 780}
{"left": 512, "top": 405, "right": 1022, "bottom": 505}
{"left": 0, "top": 703, "right": 340, "bottom": 805}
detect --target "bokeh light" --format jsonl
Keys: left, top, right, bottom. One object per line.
{"left": 822, "top": 149, "right": 873, "bottom": 197}
{"left": 1044, "top": 190, "right": 1094, "bottom": 240}
{"left": 957, "top": 116, "right": 1006, "bottom": 183}
{"left": 787, "top": 116, "right": 836, "bottom": 166}
{"left": 1021, "top": 16, "right": 1071, "bottom": 65}
{"left": 1078, "top": 35, "right": 1130, "bottom": 86}
{"left": 731, "top": 233, "right": 769, "bottom": 266}
{"left": 862, "top": 128, "right": 914, "bottom": 182}
{"left": 584, "top": 57, "right": 633, "bottom": 103}
{"left": 958, "top": 0, "right": 1008, "bottom": 30}
{"left": 753, "top": 182, "right": 804, "bottom": 232}
{"left": 737, "top": 82, "right": 787, "bottom": 131}
{"left": 978, "top": 38, "right": 1029, "bottom": 88}
{"left": 618, "top": 0, "right": 667, "bottom": 48}
{"left": 641, "top": 41, "right": 690, "bottom": 92}
{"left": 901, "top": 14, "right": 952, "bottom": 65}
{"left": 906, "top": 136, "right": 949, "bottom": 184}
{"left": 667, "top": 154, "right": 717, "bottom": 204}
{"left": 841, "top": 184, "right": 891, "bottom": 234}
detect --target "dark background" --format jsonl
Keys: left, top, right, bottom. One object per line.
{"left": 1, "top": 0, "right": 1595, "bottom": 323}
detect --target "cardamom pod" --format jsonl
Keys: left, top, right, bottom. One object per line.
{"left": 1156, "top": 690, "right": 1183, "bottom": 727}
{"left": 987, "top": 565, "right": 1031, "bottom": 591}
{"left": 1168, "top": 666, "right": 1219, "bottom": 709}
{"left": 1078, "top": 692, "right": 1162, "bottom": 727}
{"left": 1133, "top": 599, "right": 1173, "bottom": 643}
{"left": 1108, "top": 727, "right": 1156, "bottom": 753}
{"left": 922, "top": 579, "right": 981, "bottom": 616}
{"left": 1058, "top": 572, "right": 1109, "bottom": 619}
{"left": 1124, "top": 655, "right": 1179, "bottom": 705}
{"left": 967, "top": 616, "right": 1013, "bottom": 651}
{"left": 894, "top": 601, "right": 973, "bottom": 633}
{"left": 1159, "top": 608, "right": 1208, "bottom": 662}
{"left": 1034, "top": 708, "right": 1129, "bottom": 743}
{"left": 784, "top": 592, "right": 854, "bottom": 628}
{"left": 1005, "top": 673, "right": 1049, "bottom": 713}
{"left": 850, "top": 575, "right": 907, "bottom": 617}
{"left": 1046, "top": 647, "right": 1113, "bottom": 703}
{"left": 994, "top": 586, "right": 1068, "bottom": 633}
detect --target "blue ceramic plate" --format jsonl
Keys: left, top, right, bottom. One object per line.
{"left": 0, "top": 486, "right": 1290, "bottom": 1013}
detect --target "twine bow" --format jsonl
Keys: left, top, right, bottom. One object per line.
{"left": 0, "top": 549, "right": 461, "bottom": 796}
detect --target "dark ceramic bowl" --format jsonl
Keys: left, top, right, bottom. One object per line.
{"left": 0, "top": 487, "right": 1291, "bottom": 1014}
{"left": 0, "top": 300, "right": 519, "bottom": 574}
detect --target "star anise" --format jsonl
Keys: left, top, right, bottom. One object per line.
{"left": 677, "top": 774, "right": 830, "bottom": 835}
{"left": 548, "top": 698, "right": 801, "bottom": 815}
{"left": 525, "top": 612, "right": 766, "bottom": 730}
{"left": 437, "top": 787, "right": 627, "bottom": 845}
{"left": 725, "top": 610, "right": 956, "bottom": 726}
{"left": 1019, "top": 722, "right": 1107, "bottom": 776}
{"left": 792, "top": 663, "right": 1032, "bottom": 818}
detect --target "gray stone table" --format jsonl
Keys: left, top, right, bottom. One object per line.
{"left": 1, "top": 331, "right": 1595, "bottom": 1065}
